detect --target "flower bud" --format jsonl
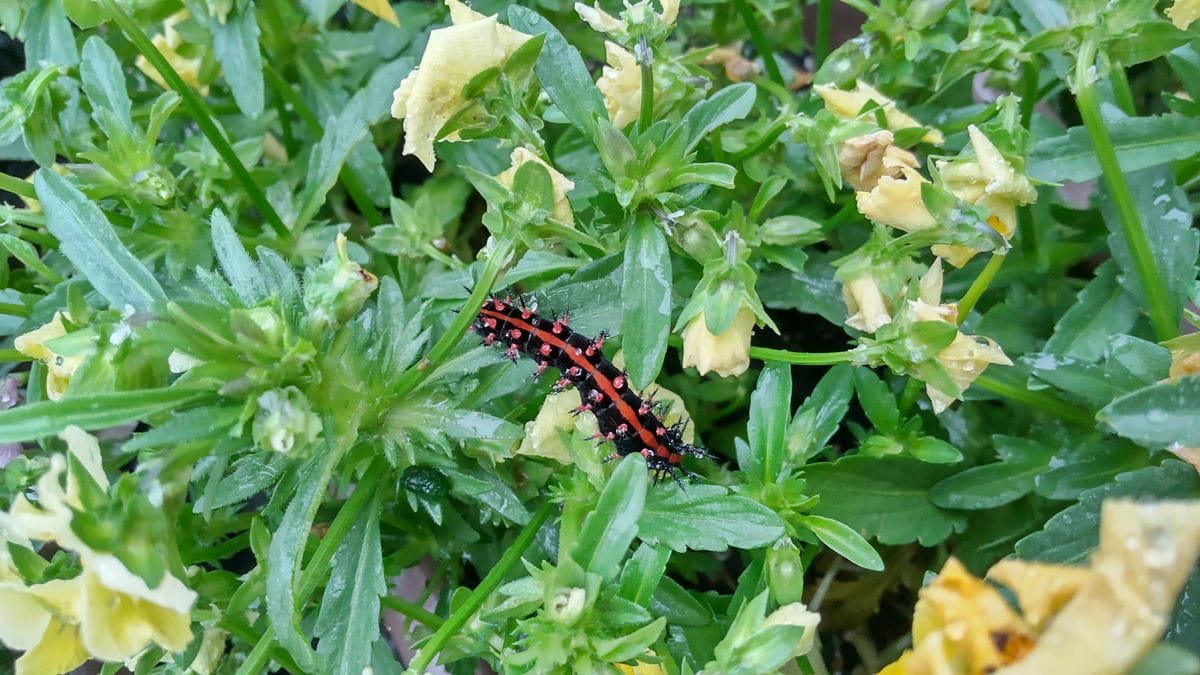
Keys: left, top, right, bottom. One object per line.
{"left": 302, "top": 234, "right": 378, "bottom": 329}
{"left": 252, "top": 387, "right": 321, "bottom": 455}
{"left": 681, "top": 306, "right": 755, "bottom": 378}
{"left": 547, "top": 587, "right": 587, "bottom": 626}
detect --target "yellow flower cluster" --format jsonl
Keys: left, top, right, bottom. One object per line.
{"left": 0, "top": 428, "right": 196, "bottom": 675}
{"left": 881, "top": 499, "right": 1200, "bottom": 675}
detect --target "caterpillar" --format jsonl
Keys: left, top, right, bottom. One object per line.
{"left": 471, "top": 294, "right": 707, "bottom": 485}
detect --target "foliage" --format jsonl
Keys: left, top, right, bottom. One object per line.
{"left": 0, "top": 0, "right": 1198, "bottom": 673}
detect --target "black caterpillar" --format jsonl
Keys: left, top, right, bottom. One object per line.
{"left": 470, "top": 294, "right": 707, "bottom": 484}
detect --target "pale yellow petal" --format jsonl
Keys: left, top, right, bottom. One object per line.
{"left": 351, "top": 0, "right": 399, "bottom": 26}
{"left": 855, "top": 165, "right": 937, "bottom": 232}
{"left": 14, "top": 617, "right": 88, "bottom": 675}
{"left": 681, "top": 307, "right": 755, "bottom": 378}
{"left": 598, "top": 41, "right": 643, "bottom": 129}
{"left": 496, "top": 147, "right": 576, "bottom": 224}
{"left": 842, "top": 276, "right": 892, "bottom": 333}
{"left": 575, "top": 2, "right": 623, "bottom": 33}
{"left": 966, "top": 125, "right": 1036, "bottom": 204}
{"left": 80, "top": 566, "right": 194, "bottom": 660}
{"left": 1166, "top": 0, "right": 1200, "bottom": 30}
{"left": 814, "top": 82, "right": 943, "bottom": 144}
{"left": 516, "top": 389, "right": 588, "bottom": 463}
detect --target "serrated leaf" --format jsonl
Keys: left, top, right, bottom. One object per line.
{"left": 796, "top": 514, "right": 884, "bottom": 571}
{"left": 211, "top": 209, "right": 267, "bottom": 306}
{"left": 1043, "top": 261, "right": 1140, "bottom": 362}
{"left": 803, "top": 455, "right": 964, "bottom": 546}
{"left": 1098, "top": 376, "right": 1200, "bottom": 448}
{"left": 35, "top": 171, "right": 167, "bottom": 310}
{"left": 929, "top": 437, "right": 1052, "bottom": 510}
{"left": 1029, "top": 114, "right": 1200, "bottom": 183}
{"left": 211, "top": 4, "right": 264, "bottom": 118}
{"left": 639, "top": 485, "right": 785, "bottom": 552}
{"left": 315, "top": 489, "right": 384, "bottom": 675}
{"left": 572, "top": 454, "right": 648, "bottom": 580}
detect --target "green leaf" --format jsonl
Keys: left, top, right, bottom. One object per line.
{"left": 211, "top": 209, "right": 267, "bottom": 306}
{"left": 267, "top": 421, "right": 352, "bottom": 672}
{"left": 929, "top": 437, "right": 1052, "bottom": 510}
{"left": 1015, "top": 460, "right": 1200, "bottom": 563}
{"left": 1029, "top": 114, "right": 1200, "bottom": 183}
{"left": 211, "top": 3, "right": 265, "bottom": 118}
{"left": 0, "top": 389, "right": 208, "bottom": 443}
{"left": 572, "top": 453, "right": 648, "bottom": 581}
{"left": 671, "top": 82, "right": 757, "bottom": 155}
{"left": 592, "top": 617, "right": 667, "bottom": 662}
{"left": 1100, "top": 166, "right": 1199, "bottom": 331}
{"left": 507, "top": 6, "right": 607, "bottom": 136}
{"left": 621, "top": 216, "right": 671, "bottom": 389}
{"left": 1043, "top": 261, "right": 1140, "bottom": 362}
{"left": 296, "top": 110, "right": 368, "bottom": 229}
{"left": 796, "top": 514, "right": 884, "bottom": 571}
{"left": 1099, "top": 376, "right": 1200, "bottom": 448}
{"left": 80, "top": 36, "right": 132, "bottom": 132}
{"left": 788, "top": 364, "right": 854, "bottom": 461}
{"left": 853, "top": 368, "right": 900, "bottom": 433}
{"left": 745, "top": 361, "right": 792, "bottom": 484}
{"left": 315, "top": 488, "right": 384, "bottom": 675}
{"left": 639, "top": 485, "right": 786, "bottom": 552}
{"left": 1106, "top": 20, "right": 1191, "bottom": 67}
{"left": 1127, "top": 643, "right": 1200, "bottom": 675}
{"left": 34, "top": 171, "right": 167, "bottom": 310}
{"left": 803, "top": 455, "right": 965, "bottom": 546}
{"left": 1033, "top": 439, "right": 1149, "bottom": 501}
{"left": 617, "top": 544, "right": 670, "bottom": 606}
{"left": 651, "top": 575, "right": 713, "bottom": 627}
{"left": 25, "top": 0, "right": 78, "bottom": 66}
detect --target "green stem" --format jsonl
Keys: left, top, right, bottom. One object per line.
{"left": 748, "top": 346, "right": 860, "bottom": 365}
{"left": 380, "top": 595, "right": 447, "bottom": 630}
{"left": 732, "top": 0, "right": 786, "bottom": 88}
{"left": 1109, "top": 65, "right": 1135, "bottom": 116}
{"left": 407, "top": 499, "right": 555, "bottom": 674}
{"left": 0, "top": 172, "right": 36, "bottom": 200}
{"left": 1018, "top": 61, "right": 1038, "bottom": 131}
{"left": 391, "top": 237, "right": 518, "bottom": 397}
{"left": 220, "top": 616, "right": 304, "bottom": 674}
{"left": 637, "top": 37, "right": 654, "bottom": 133}
{"left": 815, "top": 0, "right": 832, "bottom": 67}
{"left": 0, "top": 303, "right": 29, "bottom": 318}
{"left": 956, "top": 253, "right": 1006, "bottom": 325}
{"left": 262, "top": 64, "right": 384, "bottom": 228}
{"left": 728, "top": 120, "right": 788, "bottom": 162}
{"left": 1073, "top": 45, "right": 1176, "bottom": 341}
{"left": 972, "top": 373, "right": 1093, "bottom": 427}
{"left": 98, "top": 0, "right": 290, "bottom": 240}
{"left": 0, "top": 348, "right": 25, "bottom": 362}
{"left": 233, "top": 457, "right": 389, "bottom": 675}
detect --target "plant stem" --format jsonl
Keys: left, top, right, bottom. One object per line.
{"left": 972, "top": 372, "right": 1093, "bottom": 427}
{"left": 732, "top": 0, "right": 786, "bottom": 88}
{"left": 0, "top": 172, "right": 36, "bottom": 200}
{"left": 1073, "top": 45, "right": 1176, "bottom": 341}
{"left": 407, "top": 499, "right": 555, "bottom": 674}
{"left": 729, "top": 120, "right": 788, "bottom": 162}
{"left": 956, "top": 253, "right": 1006, "bottom": 325}
{"left": 233, "top": 457, "right": 388, "bottom": 675}
{"left": 262, "top": 64, "right": 384, "bottom": 229}
{"left": 98, "top": 0, "right": 290, "bottom": 240}
{"left": 0, "top": 303, "right": 29, "bottom": 318}
{"left": 815, "top": 0, "right": 832, "bottom": 67}
{"left": 380, "top": 595, "right": 446, "bottom": 630}
{"left": 748, "top": 346, "right": 861, "bottom": 365}
{"left": 391, "top": 236, "right": 518, "bottom": 397}
{"left": 637, "top": 37, "right": 654, "bottom": 133}
{"left": 0, "top": 348, "right": 25, "bottom": 362}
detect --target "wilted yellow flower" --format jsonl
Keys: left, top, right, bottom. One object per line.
{"left": 391, "top": 0, "right": 532, "bottom": 171}
{"left": 881, "top": 499, "right": 1200, "bottom": 675}
{"left": 763, "top": 602, "right": 821, "bottom": 658}
{"left": 855, "top": 164, "right": 937, "bottom": 232}
{"left": 842, "top": 275, "right": 893, "bottom": 333}
{"left": 350, "top": 0, "right": 399, "bottom": 26}
{"left": 1167, "top": 341, "right": 1200, "bottom": 380}
{"left": 681, "top": 306, "right": 755, "bottom": 378}
{"left": 908, "top": 260, "right": 1010, "bottom": 413}
{"left": 1167, "top": 0, "right": 1200, "bottom": 29}
{"left": 496, "top": 147, "right": 576, "bottom": 224}
{"left": 14, "top": 311, "right": 86, "bottom": 401}
{"left": 134, "top": 11, "right": 208, "bottom": 95}
{"left": 616, "top": 661, "right": 668, "bottom": 675}
{"left": 703, "top": 44, "right": 759, "bottom": 83}
{"left": 575, "top": 2, "right": 624, "bottom": 33}
{"left": 814, "top": 81, "right": 943, "bottom": 145}
{"left": 516, "top": 389, "right": 592, "bottom": 463}
{"left": 598, "top": 42, "right": 645, "bottom": 129}
{"left": 576, "top": 0, "right": 679, "bottom": 35}
{"left": 838, "top": 130, "right": 921, "bottom": 192}
{"left": 0, "top": 427, "right": 196, "bottom": 674}
{"left": 932, "top": 125, "right": 1037, "bottom": 267}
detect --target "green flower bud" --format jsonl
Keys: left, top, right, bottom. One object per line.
{"left": 252, "top": 387, "right": 321, "bottom": 455}
{"left": 547, "top": 587, "right": 587, "bottom": 626}
{"left": 302, "top": 234, "right": 378, "bottom": 329}
{"left": 766, "top": 539, "right": 806, "bottom": 605}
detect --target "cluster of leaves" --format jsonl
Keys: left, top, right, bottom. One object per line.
{"left": 0, "top": 0, "right": 1198, "bottom": 673}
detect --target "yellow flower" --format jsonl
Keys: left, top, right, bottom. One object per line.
{"left": 134, "top": 11, "right": 208, "bottom": 95}
{"left": 576, "top": 0, "right": 679, "bottom": 34}
{"left": 516, "top": 389, "right": 593, "bottom": 463}
{"left": 350, "top": 0, "right": 399, "bottom": 26}
{"left": 838, "top": 130, "right": 921, "bottom": 192}
{"left": 814, "top": 82, "right": 943, "bottom": 145}
{"left": 855, "top": 164, "right": 937, "bottom": 232}
{"left": 598, "top": 41, "right": 645, "bottom": 129}
{"left": 763, "top": 602, "right": 820, "bottom": 658}
{"left": 0, "top": 427, "right": 197, "bottom": 673}
{"left": 14, "top": 312, "right": 86, "bottom": 401}
{"left": 496, "top": 147, "right": 576, "bottom": 224}
{"left": 575, "top": 2, "right": 624, "bottom": 33}
{"left": 908, "top": 261, "right": 1010, "bottom": 413}
{"left": 702, "top": 44, "right": 759, "bottom": 83}
{"left": 390, "top": 0, "right": 532, "bottom": 171}
{"left": 1167, "top": 0, "right": 1200, "bottom": 29}
{"left": 932, "top": 125, "right": 1037, "bottom": 267}
{"left": 681, "top": 306, "right": 755, "bottom": 378}
{"left": 616, "top": 657, "right": 668, "bottom": 674}
{"left": 880, "top": 500, "right": 1200, "bottom": 675}
{"left": 842, "top": 275, "right": 893, "bottom": 333}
